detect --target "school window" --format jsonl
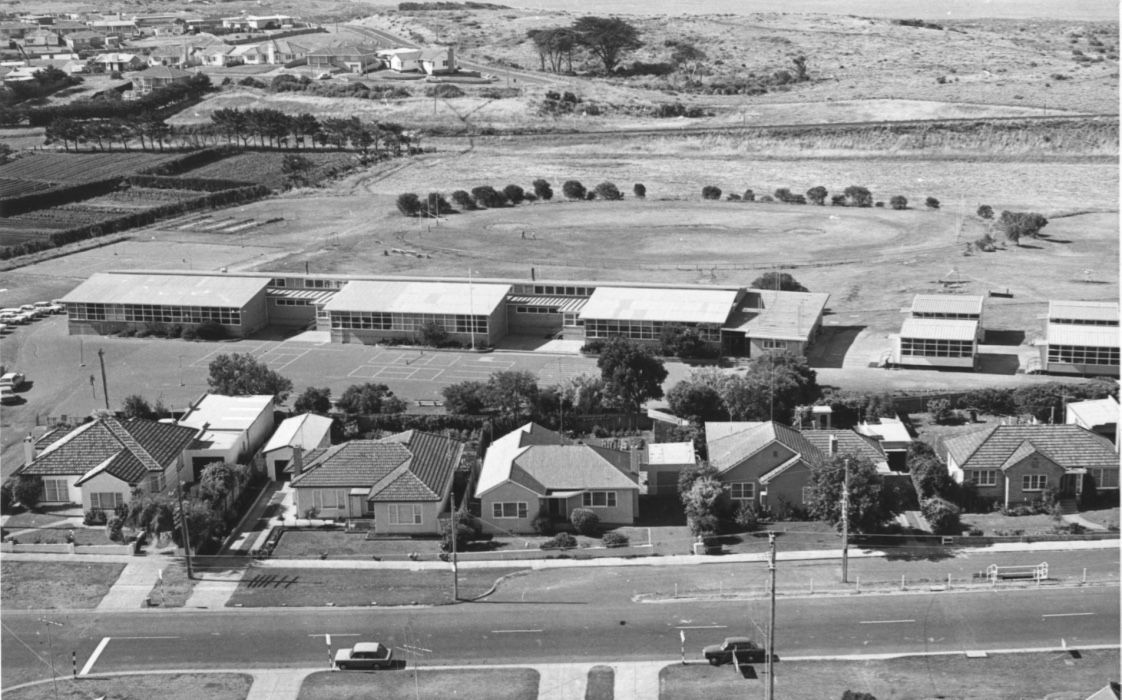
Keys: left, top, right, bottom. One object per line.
{"left": 389, "top": 504, "right": 423, "bottom": 525}
{"left": 90, "top": 492, "right": 124, "bottom": 510}
{"left": 492, "top": 502, "right": 528, "bottom": 519}
{"left": 42, "top": 478, "right": 68, "bottom": 503}
{"left": 967, "top": 470, "right": 997, "bottom": 487}
{"left": 581, "top": 491, "right": 617, "bottom": 508}
{"left": 729, "top": 482, "right": 755, "bottom": 501}
{"left": 1022, "top": 474, "right": 1048, "bottom": 491}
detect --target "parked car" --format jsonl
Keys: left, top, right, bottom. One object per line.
{"left": 18, "top": 304, "right": 44, "bottom": 319}
{"left": 0, "top": 309, "right": 24, "bottom": 324}
{"left": 0, "top": 386, "right": 18, "bottom": 405}
{"left": 33, "top": 301, "right": 64, "bottom": 314}
{"left": 703, "top": 637, "right": 766, "bottom": 666}
{"left": 334, "top": 642, "right": 394, "bottom": 670}
{"left": 0, "top": 372, "right": 26, "bottom": 391}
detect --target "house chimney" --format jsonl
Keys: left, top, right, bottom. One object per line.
{"left": 23, "top": 433, "right": 35, "bottom": 465}
{"left": 291, "top": 445, "right": 304, "bottom": 475}
{"left": 828, "top": 434, "right": 838, "bottom": 457}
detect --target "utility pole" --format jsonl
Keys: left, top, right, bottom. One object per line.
{"left": 39, "top": 617, "right": 62, "bottom": 700}
{"left": 97, "top": 348, "right": 109, "bottom": 410}
{"left": 450, "top": 491, "right": 459, "bottom": 601}
{"left": 841, "top": 457, "right": 850, "bottom": 584}
{"left": 766, "top": 531, "right": 776, "bottom": 700}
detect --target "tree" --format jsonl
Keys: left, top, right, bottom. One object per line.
{"left": 419, "top": 192, "right": 453, "bottom": 217}
{"left": 889, "top": 195, "right": 908, "bottom": 210}
{"left": 594, "top": 181, "right": 622, "bottom": 200}
{"left": 442, "top": 381, "right": 491, "bottom": 415}
{"left": 471, "top": 185, "right": 505, "bottom": 208}
{"left": 806, "top": 186, "right": 828, "bottom": 205}
{"left": 441, "top": 509, "right": 482, "bottom": 551}
{"left": 750, "top": 272, "right": 808, "bottom": 292}
{"left": 556, "top": 374, "right": 611, "bottom": 416}
{"left": 562, "top": 180, "right": 586, "bottom": 200}
{"left": 701, "top": 185, "right": 722, "bottom": 200}
{"left": 925, "top": 196, "right": 940, "bottom": 209}
{"left": 176, "top": 498, "right": 226, "bottom": 549}
{"left": 659, "top": 324, "right": 711, "bottom": 359}
{"left": 336, "top": 383, "right": 406, "bottom": 415}
{"left": 13, "top": 476, "right": 43, "bottom": 510}
{"left": 843, "top": 185, "right": 873, "bottom": 207}
{"left": 1012, "top": 381, "right": 1115, "bottom": 423}
{"left": 281, "top": 154, "right": 313, "bottom": 189}
{"left": 774, "top": 187, "right": 794, "bottom": 203}
{"left": 199, "top": 462, "right": 239, "bottom": 511}
{"left": 0, "top": 482, "right": 13, "bottom": 515}
{"left": 682, "top": 475, "right": 728, "bottom": 536}
{"left": 996, "top": 210, "right": 1048, "bottom": 245}
{"left": 791, "top": 54, "right": 809, "bottom": 81}
{"left": 742, "top": 189, "right": 755, "bottom": 202}
{"left": 121, "top": 394, "right": 155, "bottom": 420}
{"left": 207, "top": 353, "right": 293, "bottom": 402}
{"left": 532, "top": 179, "right": 553, "bottom": 200}
{"left": 451, "top": 190, "right": 475, "bottom": 210}
{"left": 527, "top": 27, "right": 577, "bottom": 73}
{"left": 806, "top": 455, "right": 901, "bottom": 533}
{"left": 571, "top": 16, "right": 642, "bottom": 74}
{"left": 720, "top": 351, "right": 820, "bottom": 422}
{"left": 597, "top": 337, "right": 668, "bottom": 414}
{"left": 678, "top": 461, "right": 720, "bottom": 495}
{"left": 503, "top": 184, "right": 526, "bottom": 204}
{"left": 976, "top": 204, "right": 994, "bottom": 219}
{"left": 922, "top": 497, "right": 961, "bottom": 535}
{"left": 294, "top": 386, "right": 332, "bottom": 414}
{"left": 396, "top": 192, "right": 422, "bottom": 217}
{"left": 633, "top": 183, "right": 646, "bottom": 198}
{"left": 485, "top": 370, "right": 540, "bottom": 418}
{"left": 667, "top": 381, "right": 727, "bottom": 424}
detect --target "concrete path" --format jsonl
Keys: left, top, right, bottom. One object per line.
{"left": 1063, "top": 513, "right": 1108, "bottom": 531}
{"left": 537, "top": 663, "right": 588, "bottom": 700}
{"left": 245, "top": 669, "right": 309, "bottom": 700}
{"left": 183, "top": 570, "right": 244, "bottom": 609}
{"left": 96, "top": 559, "right": 165, "bottom": 611}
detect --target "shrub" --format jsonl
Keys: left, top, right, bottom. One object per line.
{"left": 594, "top": 181, "right": 622, "bottom": 200}
{"left": 927, "top": 398, "right": 958, "bottom": 425}
{"left": 561, "top": 180, "right": 586, "bottom": 200}
{"left": 13, "top": 477, "right": 42, "bottom": 510}
{"left": 830, "top": 194, "right": 847, "bottom": 206}
{"left": 426, "top": 83, "right": 464, "bottom": 98}
{"left": 0, "top": 482, "right": 11, "bottom": 515}
{"left": 726, "top": 193, "right": 741, "bottom": 201}
{"left": 503, "top": 184, "right": 525, "bottom": 204}
{"left": 532, "top": 510, "right": 556, "bottom": 536}
{"left": 921, "top": 497, "right": 961, "bottom": 535}
{"left": 106, "top": 515, "right": 125, "bottom": 543}
{"left": 570, "top": 508, "right": 600, "bottom": 536}
{"left": 470, "top": 185, "right": 505, "bottom": 208}
{"left": 540, "top": 532, "right": 577, "bottom": 550}
{"left": 633, "top": 183, "right": 646, "bottom": 198}
{"left": 84, "top": 508, "right": 107, "bottom": 525}
{"left": 742, "top": 189, "right": 755, "bottom": 201}
{"left": 181, "top": 327, "right": 198, "bottom": 341}
{"left": 532, "top": 179, "right": 553, "bottom": 201}
{"left": 977, "top": 204, "right": 994, "bottom": 219}
{"left": 735, "top": 501, "right": 761, "bottom": 532}
{"left": 602, "top": 531, "right": 629, "bottom": 548}
{"left": 451, "top": 190, "right": 475, "bottom": 210}
{"left": 195, "top": 320, "right": 226, "bottom": 341}
{"left": 889, "top": 195, "right": 908, "bottom": 210}
{"left": 774, "top": 187, "right": 793, "bottom": 202}
{"left": 758, "top": 195, "right": 774, "bottom": 202}
{"left": 701, "top": 185, "right": 722, "bottom": 200}
{"left": 925, "top": 196, "right": 940, "bottom": 209}
{"left": 419, "top": 321, "right": 450, "bottom": 347}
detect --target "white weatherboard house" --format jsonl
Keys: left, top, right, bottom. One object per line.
{"left": 262, "top": 413, "right": 333, "bottom": 481}
{"left": 474, "top": 423, "right": 640, "bottom": 535}
{"left": 176, "top": 394, "right": 275, "bottom": 478}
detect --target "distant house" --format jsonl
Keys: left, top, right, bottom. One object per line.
{"left": 306, "top": 44, "right": 381, "bottom": 74}
{"left": 176, "top": 394, "right": 276, "bottom": 479}
{"left": 1066, "top": 396, "right": 1119, "bottom": 444}
{"left": 289, "top": 430, "right": 462, "bottom": 534}
{"left": 146, "top": 44, "right": 196, "bottom": 68}
{"left": 87, "top": 17, "right": 138, "bottom": 36}
{"left": 199, "top": 43, "right": 235, "bottom": 66}
{"left": 15, "top": 415, "right": 198, "bottom": 511}
{"left": 132, "top": 64, "right": 194, "bottom": 94}
{"left": 21, "top": 28, "right": 60, "bottom": 48}
{"left": 0, "top": 21, "right": 32, "bottom": 42}
{"left": 221, "top": 15, "right": 293, "bottom": 31}
{"left": 474, "top": 423, "right": 641, "bottom": 534}
{"left": 380, "top": 46, "right": 454, "bottom": 75}
{"left": 262, "top": 413, "right": 334, "bottom": 481}
{"left": 942, "top": 424, "right": 1119, "bottom": 507}
{"left": 90, "top": 52, "right": 144, "bottom": 73}
{"left": 1039, "top": 300, "right": 1119, "bottom": 377}
{"left": 64, "top": 30, "right": 106, "bottom": 51}
{"left": 641, "top": 441, "right": 696, "bottom": 495}
{"left": 705, "top": 422, "right": 885, "bottom": 511}
{"left": 227, "top": 43, "right": 267, "bottom": 65}
{"left": 263, "top": 38, "right": 307, "bottom": 65}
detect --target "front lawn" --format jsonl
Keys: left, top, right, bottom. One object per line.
{"left": 1078, "top": 506, "right": 1120, "bottom": 530}
{"left": 961, "top": 511, "right": 1067, "bottom": 537}
{"left": 4, "top": 673, "right": 253, "bottom": 700}
{"left": 1, "top": 511, "right": 70, "bottom": 529}
{"left": 1, "top": 562, "right": 125, "bottom": 609}
{"left": 270, "top": 528, "right": 443, "bottom": 559}
{"left": 660, "top": 648, "right": 1120, "bottom": 700}
{"left": 298, "top": 668, "right": 538, "bottom": 700}
{"left": 227, "top": 566, "right": 526, "bottom": 607}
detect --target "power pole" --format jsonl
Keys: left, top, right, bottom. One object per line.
{"left": 766, "top": 531, "right": 776, "bottom": 700}
{"left": 176, "top": 477, "right": 193, "bottom": 580}
{"left": 841, "top": 457, "right": 850, "bottom": 584}
{"left": 97, "top": 349, "right": 109, "bottom": 410}
{"left": 451, "top": 491, "right": 459, "bottom": 601}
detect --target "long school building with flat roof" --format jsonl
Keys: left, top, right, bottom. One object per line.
{"left": 1040, "top": 300, "right": 1120, "bottom": 376}
{"left": 894, "top": 294, "right": 984, "bottom": 369}
{"left": 59, "top": 270, "right": 830, "bottom": 357}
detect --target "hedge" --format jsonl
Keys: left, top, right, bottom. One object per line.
{"left": 127, "top": 174, "right": 259, "bottom": 192}
{"left": 1, "top": 178, "right": 121, "bottom": 217}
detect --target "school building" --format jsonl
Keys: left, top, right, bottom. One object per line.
{"left": 1039, "top": 300, "right": 1119, "bottom": 377}
{"left": 894, "top": 294, "right": 984, "bottom": 369}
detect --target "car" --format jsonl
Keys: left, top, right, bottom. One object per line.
{"left": 18, "top": 304, "right": 43, "bottom": 318}
{"left": 0, "top": 386, "right": 18, "bottom": 405}
{"left": 15, "top": 311, "right": 37, "bottom": 324}
{"left": 703, "top": 637, "right": 766, "bottom": 667}
{"left": 33, "top": 301, "right": 64, "bottom": 314}
{"left": 334, "top": 642, "right": 394, "bottom": 670}
{"left": 0, "top": 372, "right": 26, "bottom": 391}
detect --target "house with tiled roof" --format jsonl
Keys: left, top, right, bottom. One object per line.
{"left": 15, "top": 414, "right": 199, "bottom": 512}
{"left": 64, "top": 30, "right": 106, "bottom": 51}
{"left": 705, "top": 421, "right": 886, "bottom": 512}
{"left": 90, "top": 52, "right": 145, "bottom": 73}
{"left": 306, "top": 44, "right": 382, "bottom": 74}
{"left": 942, "top": 424, "right": 1119, "bottom": 507}
{"left": 132, "top": 64, "right": 194, "bottom": 94}
{"left": 474, "top": 423, "right": 640, "bottom": 534}
{"left": 290, "top": 431, "right": 462, "bottom": 534}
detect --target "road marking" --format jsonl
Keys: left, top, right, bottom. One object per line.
{"left": 675, "top": 625, "right": 728, "bottom": 630}
{"left": 80, "top": 637, "right": 110, "bottom": 676}
{"left": 112, "top": 636, "right": 180, "bottom": 639}
{"left": 308, "top": 633, "right": 360, "bottom": 637}
{"left": 1042, "top": 612, "right": 1094, "bottom": 618}
{"left": 491, "top": 629, "right": 543, "bottom": 634}
{"left": 858, "top": 619, "right": 916, "bottom": 625}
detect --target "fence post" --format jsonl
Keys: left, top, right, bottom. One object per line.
{"left": 1082, "top": 568, "right": 1087, "bottom": 584}
{"left": 947, "top": 573, "right": 951, "bottom": 590}
{"left": 856, "top": 576, "right": 860, "bottom": 594}
{"left": 901, "top": 574, "right": 906, "bottom": 591}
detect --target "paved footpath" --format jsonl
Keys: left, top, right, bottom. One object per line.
{"left": 96, "top": 559, "right": 165, "bottom": 611}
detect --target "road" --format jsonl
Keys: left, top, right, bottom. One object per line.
{"left": 2, "top": 586, "right": 1116, "bottom": 687}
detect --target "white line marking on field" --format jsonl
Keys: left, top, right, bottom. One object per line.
{"left": 80, "top": 637, "right": 110, "bottom": 676}
{"left": 491, "top": 629, "right": 543, "bottom": 634}
{"left": 858, "top": 619, "right": 916, "bottom": 625}
{"left": 675, "top": 625, "right": 728, "bottom": 630}
{"left": 308, "top": 633, "right": 360, "bottom": 637}
{"left": 112, "top": 636, "right": 180, "bottom": 639}
{"left": 1042, "top": 612, "right": 1094, "bottom": 618}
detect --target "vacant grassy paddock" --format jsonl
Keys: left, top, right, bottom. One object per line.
{"left": 3, "top": 673, "right": 253, "bottom": 700}
{"left": 0, "top": 562, "right": 125, "bottom": 610}
{"left": 298, "top": 667, "right": 539, "bottom": 700}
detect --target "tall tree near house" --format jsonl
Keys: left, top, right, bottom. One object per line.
{"left": 806, "top": 454, "right": 901, "bottom": 533}
{"left": 206, "top": 353, "right": 293, "bottom": 402}
{"left": 486, "top": 370, "right": 540, "bottom": 419}
{"left": 442, "top": 380, "right": 490, "bottom": 415}
{"left": 571, "top": 16, "right": 642, "bottom": 74}
{"left": 596, "top": 337, "right": 668, "bottom": 415}
{"left": 682, "top": 475, "right": 728, "bottom": 536}
{"left": 293, "top": 386, "right": 332, "bottom": 415}
{"left": 121, "top": 394, "right": 155, "bottom": 420}
{"left": 667, "top": 380, "right": 727, "bottom": 424}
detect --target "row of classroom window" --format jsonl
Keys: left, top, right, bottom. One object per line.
{"left": 66, "top": 303, "right": 242, "bottom": 325}
{"left": 584, "top": 319, "right": 722, "bottom": 343}
{"left": 1046, "top": 345, "right": 1120, "bottom": 366}
{"left": 899, "top": 338, "right": 974, "bottom": 358}
{"left": 329, "top": 311, "right": 488, "bottom": 334}
{"left": 1050, "top": 318, "right": 1118, "bottom": 327}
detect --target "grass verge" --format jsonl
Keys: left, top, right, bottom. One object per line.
{"left": 660, "top": 649, "right": 1120, "bottom": 700}
{"left": 298, "top": 667, "right": 538, "bottom": 700}
{"left": 145, "top": 559, "right": 197, "bottom": 608}
{"left": 0, "top": 562, "right": 125, "bottom": 609}
{"left": 3, "top": 673, "right": 253, "bottom": 700}
{"left": 227, "top": 566, "right": 527, "bottom": 607}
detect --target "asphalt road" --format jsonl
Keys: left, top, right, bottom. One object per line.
{"left": 2, "top": 586, "right": 1117, "bottom": 687}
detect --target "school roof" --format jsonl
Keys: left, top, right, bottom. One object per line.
{"left": 579, "top": 286, "right": 738, "bottom": 325}
{"left": 911, "top": 294, "right": 984, "bottom": 315}
{"left": 942, "top": 424, "right": 1118, "bottom": 472}
{"left": 324, "top": 280, "right": 511, "bottom": 317}
{"left": 724, "top": 290, "right": 831, "bottom": 341}
{"left": 1066, "top": 397, "right": 1119, "bottom": 429}
{"left": 1046, "top": 324, "right": 1119, "bottom": 347}
{"left": 899, "top": 318, "right": 978, "bottom": 341}
{"left": 61, "top": 272, "right": 268, "bottom": 308}
{"left": 291, "top": 431, "right": 461, "bottom": 502}
{"left": 178, "top": 394, "right": 274, "bottom": 432}
{"left": 1048, "top": 300, "right": 1120, "bottom": 322}
{"left": 263, "top": 413, "right": 333, "bottom": 454}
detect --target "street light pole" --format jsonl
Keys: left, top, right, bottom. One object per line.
{"left": 842, "top": 457, "right": 850, "bottom": 584}
{"left": 38, "top": 617, "right": 62, "bottom": 700}
{"left": 97, "top": 348, "right": 109, "bottom": 410}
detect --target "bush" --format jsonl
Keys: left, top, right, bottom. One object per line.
{"left": 195, "top": 320, "right": 226, "bottom": 341}
{"left": 830, "top": 194, "right": 846, "bottom": 206}
{"left": 106, "top": 515, "right": 125, "bottom": 543}
{"left": 13, "top": 477, "right": 42, "bottom": 510}
{"left": 451, "top": 190, "right": 475, "bottom": 210}
{"left": 602, "top": 531, "right": 629, "bottom": 548}
{"left": 181, "top": 327, "right": 198, "bottom": 341}
{"left": 419, "top": 321, "right": 450, "bottom": 347}
{"left": 594, "top": 181, "right": 622, "bottom": 200}
{"left": 561, "top": 180, "right": 586, "bottom": 200}
{"left": 569, "top": 507, "right": 600, "bottom": 536}
{"left": 541, "top": 531, "right": 577, "bottom": 550}
{"left": 735, "top": 501, "right": 761, "bottom": 532}
{"left": 0, "top": 482, "right": 11, "bottom": 515}
{"left": 503, "top": 184, "right": 525, "bottom": 204}
{"left": 925, "top": 196, "right": 940, "bottom": 209}
{"left": 921, "top": 497, "right": 961, "bottom": 535}
{"left": 84, "top": 508, "right": 107, "bottom": 525}
{"left": 470, "top": 185, "right": 505, "bottom": 208}
{"left": 701, "top": 185, "right": 722, "bottom": 200}
{"left": 889, "top": 195, "right": 908, "bottom": 210}
{"left": 532, "top": 510, "right": 556, "bottom": 536}
{"left": 977, "top": 204, "right": 994, "bottom": 219}
{"left": 742, "top": 189, "right": 755, "bottom": 201}
{"left": 774, "top": 187, "right": 793, "bottom": 202}
{"left": 633, "top": 183, "right": 646, "bottom": 198}
{"left": 927, "top": 398, "right": 959, "bottom": 425}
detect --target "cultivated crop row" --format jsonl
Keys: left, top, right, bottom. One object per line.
{"left": 0, "top": 152, "right": 182, "bottom": 184}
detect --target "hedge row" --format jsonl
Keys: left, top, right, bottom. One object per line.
{"left": 1, "top": 178, "right": 121, "bottom": 217}
{"left": 127, "top": 174, "right": 259, "bottom": 192}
